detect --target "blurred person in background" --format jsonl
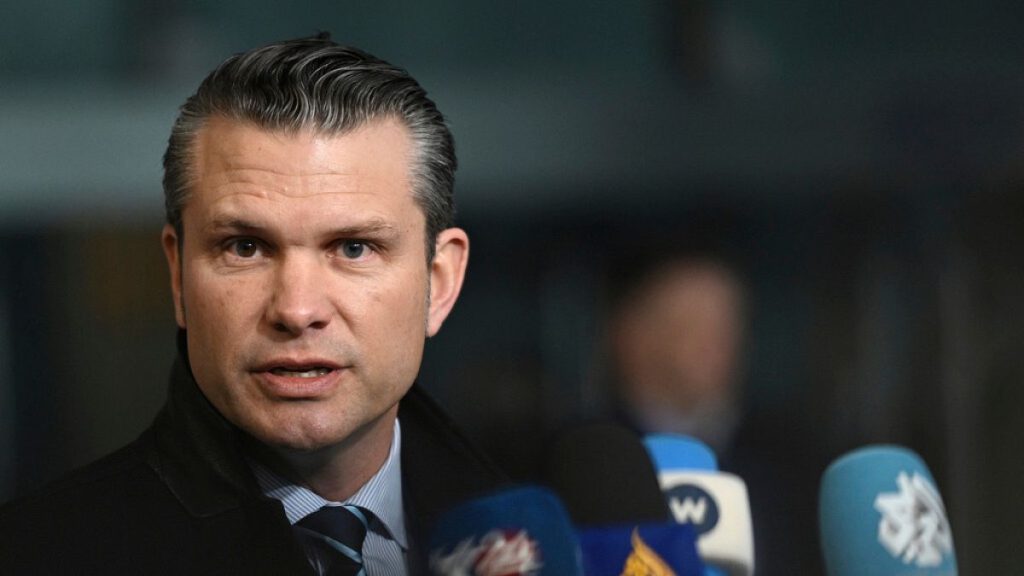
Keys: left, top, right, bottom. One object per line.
{"left": 605, "top": 247, "right": 826, "bottom": 575}
{"left": 608, "top": 254, "right": 746, "bottom": 454}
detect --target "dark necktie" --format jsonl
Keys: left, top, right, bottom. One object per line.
{"left": 294, "top": 505, "right": 370, "bottom": 576}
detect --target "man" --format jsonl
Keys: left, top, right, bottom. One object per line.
{"left": 608, "top": 255, "right": 747, "bottom": 453}
{"left": 606, "top": 250, "right": 826, "bottom": 575}
{"left": 0, "top": 35, "right": 506, "bottom": 575}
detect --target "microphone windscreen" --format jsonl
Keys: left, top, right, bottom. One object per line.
{"left": 544, "top": 422, "right": 670, "bottom": 526}
{"left": 819, "top": 445, "right": 958, "bottom": 576}
{"left": 578, "top": 522, "right": 705, "bottom": 576}
{"left": 645, "top": 434, "right": 718, "bottom": 472}
{"left": 644, "top": 434, "right": 755, "bottom": 576}
{"left": 428, "top": 485, "right": 583, "bottom": 576}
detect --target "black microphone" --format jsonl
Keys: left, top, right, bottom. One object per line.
{"left": 544, "top": 422, "right": 705, "bottom": 575}
{"left": 544, "top": 422, "right": 669, "bottom": 526}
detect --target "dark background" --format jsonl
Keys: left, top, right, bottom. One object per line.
{"left": 2, "top": 2, "right": 1022, "bottom": 573}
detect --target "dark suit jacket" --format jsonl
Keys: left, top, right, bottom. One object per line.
{"left": 0, "top": 344, "right": 507, "bottom": 575}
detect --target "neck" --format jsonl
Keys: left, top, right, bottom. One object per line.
{"left": 628, "top": 392, "right": 740, "bottom": 453}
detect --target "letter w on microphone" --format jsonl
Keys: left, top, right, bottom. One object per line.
{"left": 657, "top": 471, "right": 755, "bottom": 575}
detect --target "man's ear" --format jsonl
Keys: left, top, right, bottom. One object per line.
{"left": 161, "top": 224, "right": 187, "bottom": 329}
{"left": 426, "top": 227, "right": 469, "bottom": 337}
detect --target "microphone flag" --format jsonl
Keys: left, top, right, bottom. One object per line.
{"left": 643, "top": 434, "right": 755, "bottom": 576}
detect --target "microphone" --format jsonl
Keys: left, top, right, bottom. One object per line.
{"left": 427, "top": 485, "right": 583, "bottom": 576}
{"left": 546, "top": 422, "right": 670, "bottom": 526}
{"left": 643, "top": 434, "right": 755, "bottom": 576}
{"left": 545, "top": 422, "right": 705, "bottom": 576}
{"left": 819, "top": 445, "right": 958, "bottom": 576}
{"left": 577, "top": 523, "right": 704, "bottom": 576}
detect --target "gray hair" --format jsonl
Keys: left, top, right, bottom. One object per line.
{"left": 162, "top": 34, "right": 457, "bottom": 260}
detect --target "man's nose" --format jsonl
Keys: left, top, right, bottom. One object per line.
{"left": 265, "top": 253, "right": 333, "bottom": 335}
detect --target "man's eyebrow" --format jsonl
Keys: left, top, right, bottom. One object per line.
{"left": 206, "top": 218, "right": 264, "bottom": 233}
{"left": 205, "top": 217, "right": 398, "bottom": 237}
{"left": 333, "top": 218, "right": 398, "bottom": 236}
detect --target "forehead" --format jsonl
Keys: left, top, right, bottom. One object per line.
{"left": 182, "top": 116, "right": 419, "bottom": 221}
{"left": 192, "top": 115, "right": 413, "bottom": 183}
{"left": 627, "top": 263, "right": 744, "bottom": 323}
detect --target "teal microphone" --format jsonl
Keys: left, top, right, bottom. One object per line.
{"left": 819, "top": 445, "right": 958, "bottom": 576}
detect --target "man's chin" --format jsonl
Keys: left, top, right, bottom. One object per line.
{"left": 231, "top": 413, "right": 341, "bottom": 452}
{"left": 240, "top": 406, "right": 396, "bottom": 464}
{"left": 258, "top": 429, "right": 347, "bottom": 454}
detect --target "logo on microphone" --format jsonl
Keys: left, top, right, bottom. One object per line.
{"left": 874, "top": 471, "right": 954, "bottom": 568}
{"left": 622, "top": 528, "right": 676, "bottom": 576}
{"left": 665, "top": 484, "right": 720, "bottom": 535}
{"left": 429, "top": 529, "right": 543, "bottom": 576}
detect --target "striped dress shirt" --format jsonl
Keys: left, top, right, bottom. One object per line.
{"left": 250, "top": 420, "right": 408, "bottom": 576}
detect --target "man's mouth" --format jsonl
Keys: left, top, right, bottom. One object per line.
{"left": 254, "top": 361, "right": 344, "bottom": 398}
{"left": 268, "top": 367, "right": 333, "bottom": 378}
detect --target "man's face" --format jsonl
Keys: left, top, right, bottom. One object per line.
{"left": 614, "top": 263, "right": 744, "bottom": 409}
{"left": 162, "top": 116, "right": 467, "bottom": 455}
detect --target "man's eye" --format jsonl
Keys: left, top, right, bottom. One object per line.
{"left": 230, "top": 238, "right": 260, "bottom": 258}
{"left": 340, "top": 241, "right": 367, "bottom": 259}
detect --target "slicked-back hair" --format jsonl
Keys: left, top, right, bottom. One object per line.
{"left": 162, "top": 34, "right": 457, "bottom": 261}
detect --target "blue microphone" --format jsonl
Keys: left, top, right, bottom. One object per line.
{"left": 645, "top": 434, "right": 718, "bottom": 472}
{"left": 427, "top": 485, "right": 583, "bottom": 575}
{"left": 819, "top": 445, "right": 958, "bottom": 576}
